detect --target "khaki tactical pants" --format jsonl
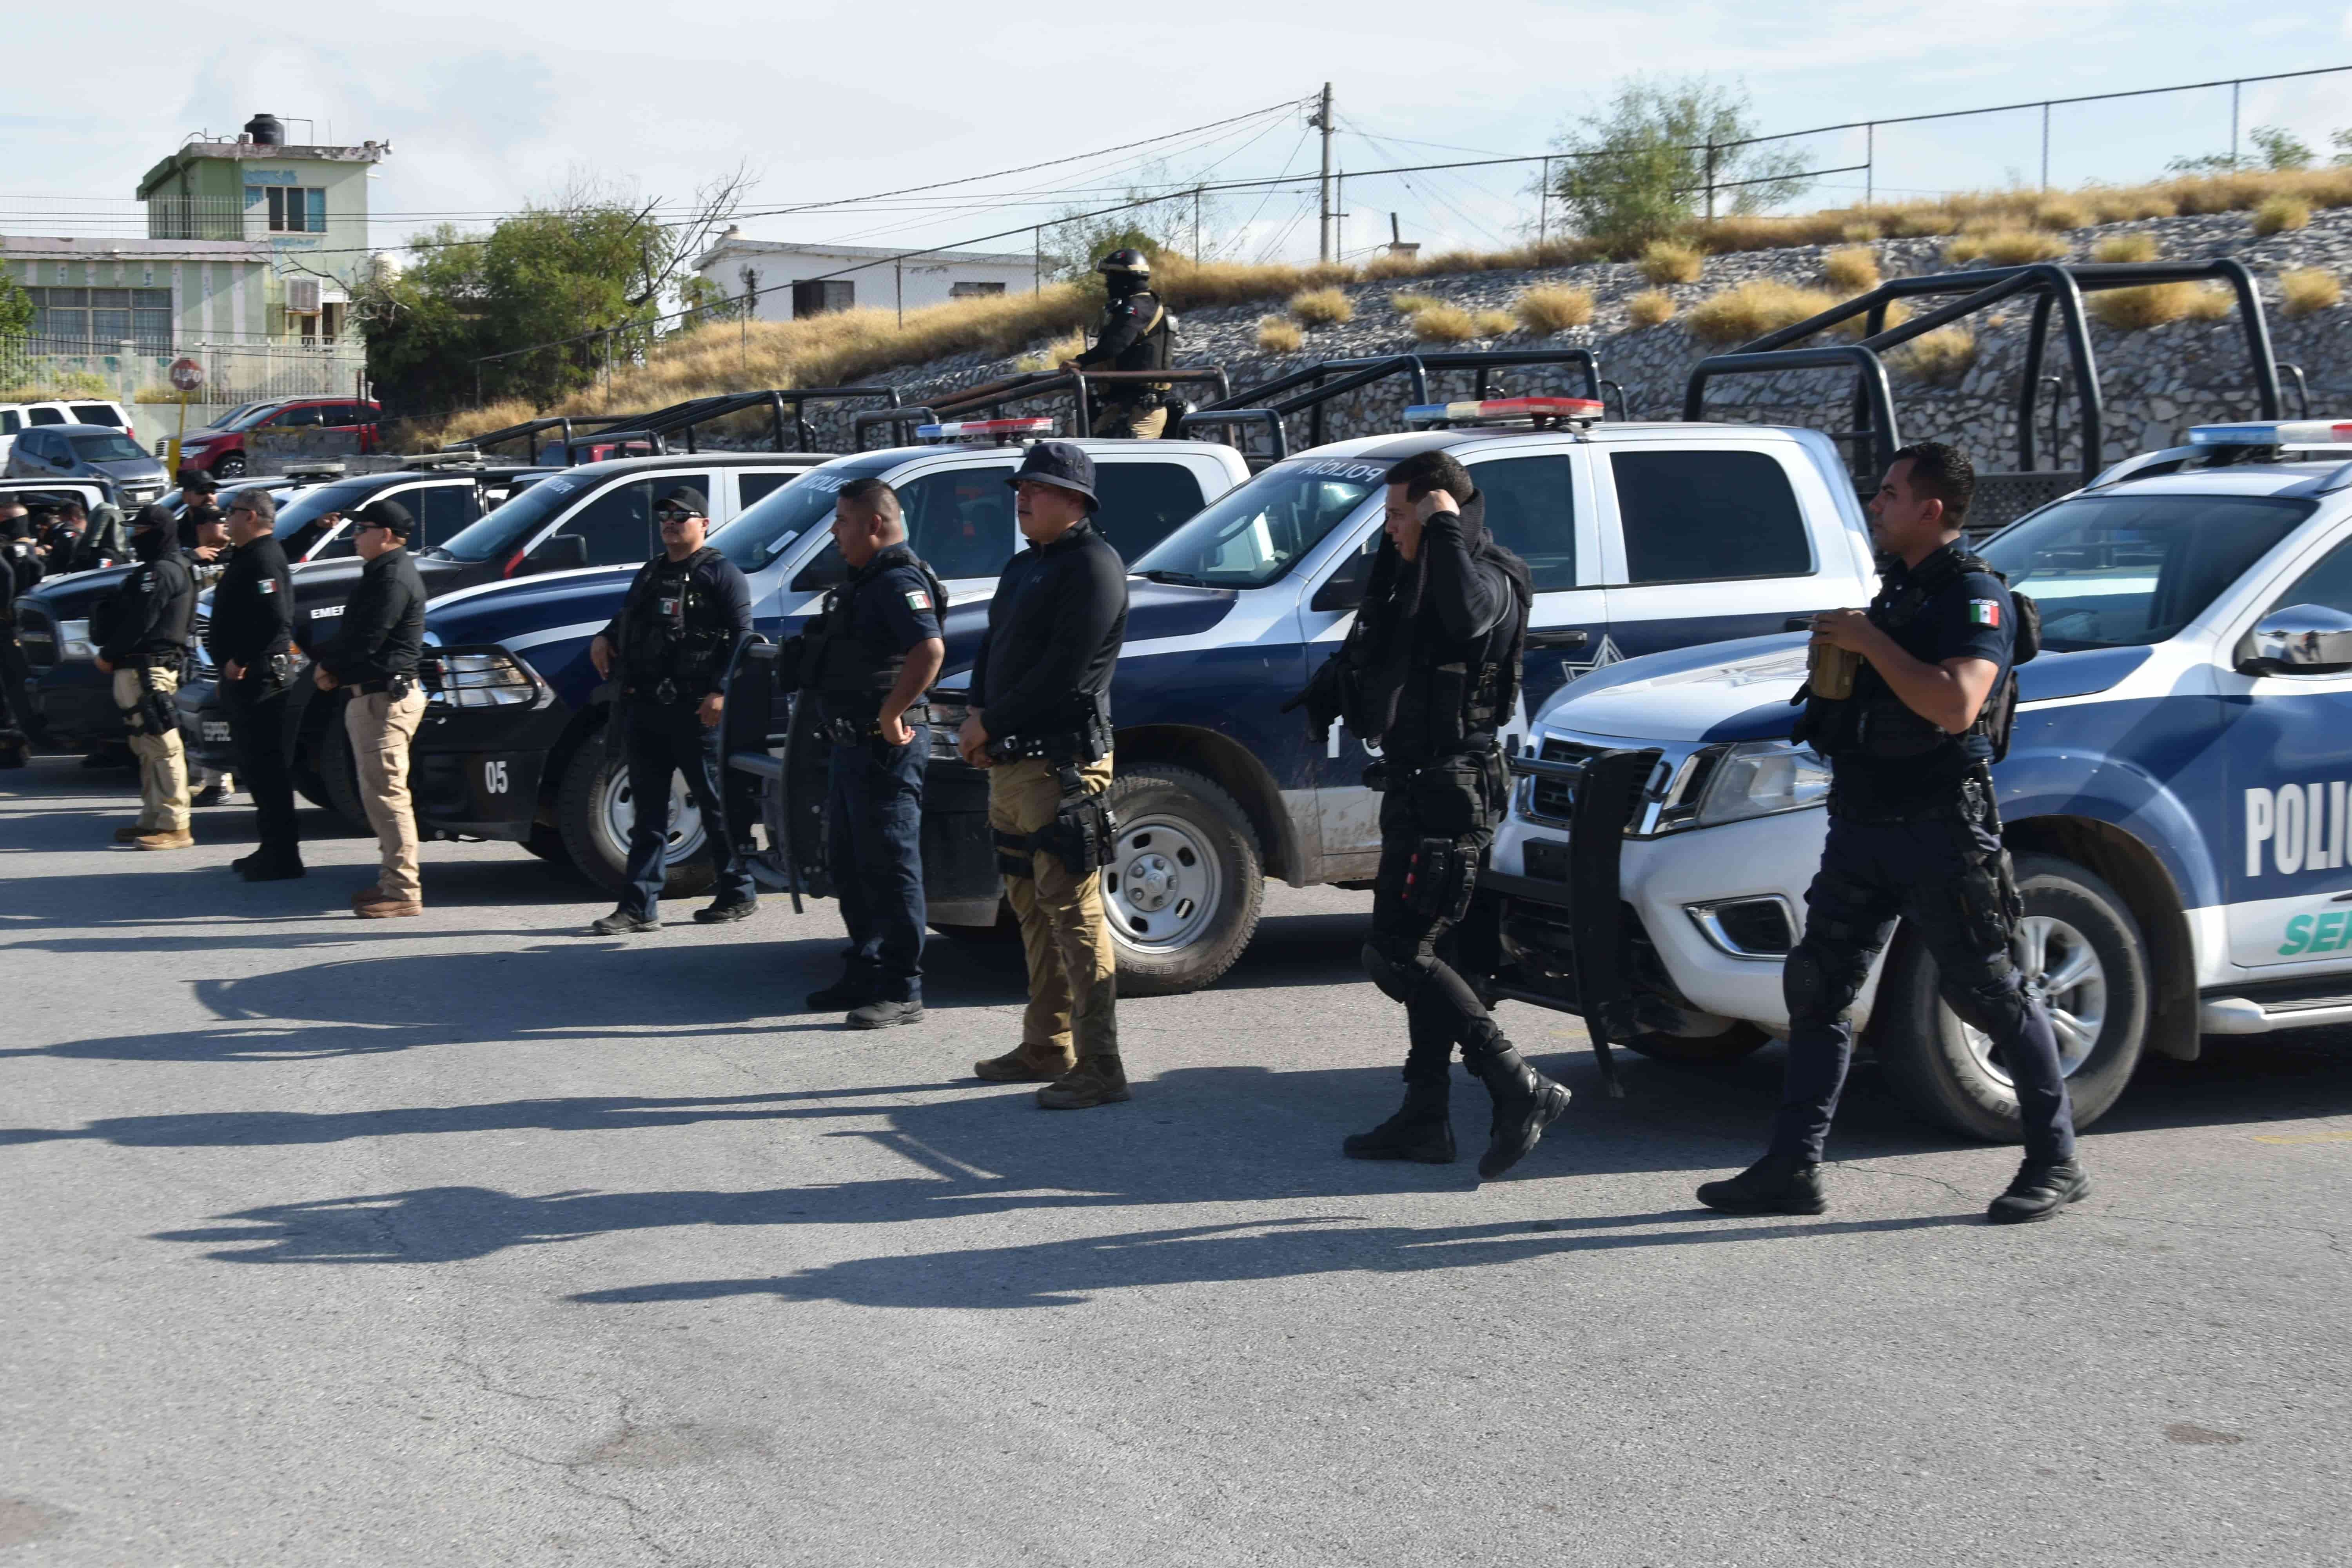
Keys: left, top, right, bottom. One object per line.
{"left": 113, "top": 666, "right": 189, "bottom": 833}
{"left": 346, "top": 687, "right": 428, "bottom": 902}
{"left": 1096, "top": 401, "right": 1167, "bottom": 440}
{"left": 991, "top": 754, "right": 1118, "bottom": 1060}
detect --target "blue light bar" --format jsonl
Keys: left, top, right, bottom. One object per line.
{"left": 2189, "top": 419, "right": 2352, "bottom": 446}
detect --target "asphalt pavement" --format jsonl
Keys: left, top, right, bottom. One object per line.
{"left": 3, "top": 754, "right": 2348, "bottom": 1566}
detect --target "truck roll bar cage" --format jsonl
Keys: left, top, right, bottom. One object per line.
{"left": 849, "top": 367, "right": 1235, "bottom": 449}
{"left": 445, "top": 410, "right": 654, "bottom": 461}
{"left": 449, "top": 388, "right": 901, "bottom": 465}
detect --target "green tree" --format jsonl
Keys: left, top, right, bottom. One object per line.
{"left": 1544, "top": 76, "right": 1811, "bottom": 255}
{"left": 0, "top": 269, "right": 31, "bottom": 338}
{"left": 2168, "top": 124, "right": 2316, "bottom": 174}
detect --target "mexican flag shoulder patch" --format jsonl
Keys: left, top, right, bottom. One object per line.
{"left": 906, "top": 590, "right": 933, "bottom": 611}
{"left": 1969, "top": 598, "right": 2002, "bottom": 628}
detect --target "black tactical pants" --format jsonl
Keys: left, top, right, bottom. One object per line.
{"left": 825, "top": 723, "right": 929, "bottom": 1003}
{"left": 0, "top": 619, "right": 34, "bottom": 745}
{"left": 619, "top": 698, "right": 755, "bottom": 921}
{"left": 1364, "top": 751, "right": 1509, "bottom": 1081}
{"left": 223, "top": 675, "right": 298, "bottom": 865}
{"left": 1772, "top": 789, "right": 2077, "bottom": 1165}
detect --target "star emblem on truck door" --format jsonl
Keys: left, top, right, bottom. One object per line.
{"left": 1557, "top": 632, "right": 1625, "bottom": 684}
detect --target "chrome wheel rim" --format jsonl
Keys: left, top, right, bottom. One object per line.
{"left": 1951, "top": 914, "right": 2105, "bottom": 1081}
{"left": 1104, "top": 811, "right": 1221, "bottom": 955}
{"left": 599, "top": 756, "right": 705, "bottom": 867}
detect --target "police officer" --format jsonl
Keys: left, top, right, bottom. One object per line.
{"left": 1061, "top": 248, "right": 1175, "bottom": 439}
{"left": 176, "top": 470, "right": 223, "bottom": 551}
{"left": 94, "top": 501, "right": 220, "bottom": 849}
{"left": 0, "top": 499, "right": 40, "bottom": 768}
{"left": 209, "top": 488, "right": 302, "bottom": 881}
{"left": 1697, "top": 442, "right": 2087, "bottom": 1225}
{"left": 314, "top": 499, "right": 428, "bottom": 918}
{"left": 959, "top": 442, "right": 1130, "bottom": 1107}
{"left": 586, "top": 484, "right": 757, "bottom": 934}
{"left": 1290, "top": 450, "right": 1569, "bottom": 1180}
{"left": 798, "top": 478, "right": 948, "bottom": 1027}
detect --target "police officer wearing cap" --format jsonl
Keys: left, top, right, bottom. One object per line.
{"left": 1697, "top": 442, "right": 2087, "bottom": 1226}
{"left": 175, "top": 469, "right": 223, "bottom": 551}
{"left": 587, "top": 484, "right": 757, "bottom": 934}
{"left": 315, "top": 498, "right": 428, "bottom": 917}
{"left": 796, "top": 478, "right": 949, "bottom": 1027}
{"left": 1289, "top": 449, "right": 1570, "bottom": 1180}
{"left": 959, "top": 442, "right": 1131, "bottom": 1107}
{"left": 1061, "top": 248, "right": 1175, "bottom": 439}
{"left": 94, "top": 500, "right": 223, "bottom": 849}
{"left": 210, "top": 486, "right": 302, "bottom": 881}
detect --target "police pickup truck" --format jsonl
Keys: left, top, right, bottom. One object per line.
{"left": 735, "top": 398, "right": 1889, "bottom": 994}
{"left": 1483, "top": 418, "right": 2352, "bottom": 1140}
{"left": 413, "top": 423, "right": 1246, "bottom": 893}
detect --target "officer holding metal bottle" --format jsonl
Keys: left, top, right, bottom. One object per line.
{"left": 587, "top": 484, "right": 757, "bottom": 935}
{"left": 959, "top": 443, "right": 1130, "bottom": 1107}
{"left": 209, "top": 488, "right": 302, "bottom": 880}
{"left": 791, "top": 477, "right": 948, "bottom": 1028}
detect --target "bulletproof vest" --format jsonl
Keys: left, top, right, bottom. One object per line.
{"left": 1385, "top": 566, "right": 1531, "bottom": 755}
{"left": 620, "top": 547, "right": 731, "bottom": 684}
{"left": 808, "top": 545, "right": 950, "bottom": 714}
{"left": 1798, "top": 544, "right": 2010, "bottom": 765}
{"left": 1107, "top": 291, "right": 1174, "bottom": 374}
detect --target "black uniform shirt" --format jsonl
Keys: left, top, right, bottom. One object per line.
{"left": 599, "top": 548, "right": 752, "bottom": 694}
{"left": 98, "top": 546, "right": 196, "bottom": 666}
{"left": 969, "top": 519, "right": 1128, "bottom": 739}
{"left": 207, "top": 535, "right": 294, "bottom": 669}
{"left": 318, "top": 545, "right": 427, "bottom": 684}
{"left": 1073, "top": 290, "right": 1169, "bottom": 374}
{"left": 1383, "top": 507, "right": 1518, "bottom": 756}
{"left": 843, "top": 545, "right": 943, "bottom": 662}
{"left": 1831, "top": 543, "right": 2015, "bottom": 813}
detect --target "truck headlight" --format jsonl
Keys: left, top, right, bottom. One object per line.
{"left": 1690, "top": 739, "right": 1831, "bottom": 828}
{"left": 424, "top": 649, "right": 540, "bottom": 708}
{"left": 58, "top": 619, "right": 94, "bottom": 660}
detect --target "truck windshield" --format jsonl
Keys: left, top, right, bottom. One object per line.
{"left": 220, "top": 402, "right": 286, "bottom": 432}
{"left": 1980, "top": 491, "right": 2316, "bottom": 650}
{"left": 1129, "top": 456, "right": 1388, "bottom": 589}
{"left": 708, "top": 457, "right": 900, "bottom": 571}
{"left": 272, "top": 479, "right": 385, "bottom": 556}
{"left": 430, "top": 472, "right": 600, "bottom": 562}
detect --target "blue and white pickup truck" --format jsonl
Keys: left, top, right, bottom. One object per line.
{"left": 1485, "top": 419, "right": 2352, "bottom": 1140}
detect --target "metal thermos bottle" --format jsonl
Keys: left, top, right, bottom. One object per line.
{"left": 1809, "top": 639, "right": 1860, "bottom": 700}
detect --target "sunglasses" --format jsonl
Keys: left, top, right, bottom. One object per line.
{"left": 655, "top": 508, "right": 697, "bottom": 523}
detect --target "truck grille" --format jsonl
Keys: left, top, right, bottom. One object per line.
{"left": 1527, "top": 737, "right": 1607, "bottom": 823}
{"left": 16, "top": 605, "right": 56, "bottom": 671}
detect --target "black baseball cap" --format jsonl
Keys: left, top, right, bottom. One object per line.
{"left": 655, "top": 485, "right": 708, "bottom": 517}
{"left": 355, "top": 498, "right": 414, "bottom": 537}
{"left": 1005, "top": 441, "right": 1098, "bottom": 512}
{"left": 134, "top": 502, "right": 176, "bottom": 532}
{"left": 178, "top": 470, "right": 218, "bottom": 493}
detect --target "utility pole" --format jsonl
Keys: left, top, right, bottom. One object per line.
{"left": 1312, "top": 83, "right": 1335, "bottom": 262}
{"left": 1194, "top": 186, "right": 1203, "bottom": 263}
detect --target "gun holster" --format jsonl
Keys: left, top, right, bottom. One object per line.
{"left": 995, "top": 764, "right": 1117, "bottom": 880}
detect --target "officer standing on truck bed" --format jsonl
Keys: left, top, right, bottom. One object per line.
{"left": 1697, "top": 441, "right": 2087, "bottom": 1226}
{"left": 209, "top": 488, "right": 302, "bottom": 881}
{"left": 959, "top": 443, "right": 1131, "bottom": 1107}
{"left": 797, "top": 477, "right": 947, "bottom": 1028}
{"left": 1061, "top": 248, "right": 1174, "bottom": 439}
{"left": 94, "top": 501, "right": 221, "bottom": 849}
{"left": 314, "top": 499, "right": 428, "bottom": 918}
{"left": 586, "top": 484, "right": 757, "bottom": 935}
{"left": 1289, "top": 449, "right": 1570, "bottom": 1180}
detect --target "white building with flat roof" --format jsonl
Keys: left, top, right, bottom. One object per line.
{"left": 691, "top": 231, "right": 1038, "bottom": 321}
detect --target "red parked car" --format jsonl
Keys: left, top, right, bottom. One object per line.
{"left": 167, "top": 397, "right": 383, "bottom": 479}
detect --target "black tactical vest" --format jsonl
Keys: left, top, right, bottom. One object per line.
{"left": 619, "top": 547, "right": 732, "bottom": 687}
{"left": 1109, "top": 292, "right": 1174, "bottom": 374}
{"left": 808, "top": 546, "right": 950, "bottom": 719}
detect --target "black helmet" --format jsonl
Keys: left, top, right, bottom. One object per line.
{"left": 1096, "top": 248, "right": 1151, "bottom": 280}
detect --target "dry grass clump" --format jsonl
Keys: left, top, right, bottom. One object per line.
{"left": 1256, "top": 317, "right": 1305, "bottom": 354}
{"left": 1410, "top": 304, "right": 1477, "bottom": 344}
{"left": 2092, "top": 232, "right": 2160, "bottom": 263}
{"left": 1389, "top": 291, "right": 1438, "bottom": 316}
{"left": 2090, "top": 283, "right": 2208, "bottom": 330}
{"left": 1686, "top": 280, "right": 1840, "bottom": 346}
{"left": 1895, "top": 326, "right": 1978, "bottom": 387}
{"left": 1822, "top": 247, "right": 1880, "bottom": 291}
{"left": 1840, "top": 221, "right": 1881, "bottom": 244}
{"left": 2281, "top": 268, "right": 2343, "bottom": 318}
{"left": 1473, "top": 309, "right": 1518, "bottom": 337}
{"left": 1289, "top": 287, "right": 1354, "bottom": 326}
{"left": 2183, "top": 286, "right": 2236, "bottom": 321}
{"left": 1014, "top": 330, "right": 1089, "bottom": 372}
{"left": 2034, "top": 198, "right": 2090, "bottom": 231}
{"left": 1626, "top": 289, "right": 1676, "bottom": 328}
{"left": 0, "top": 371, "right": 111, "bottom": 401}
{"left": 2254, "top": 195, "right": 2312, "bottom": 236}
{"left": 1947, "top": 227, "right": 2071, "bottom": 265}
{"left": 1514, "top": 285, "right": 1594, "bottom": 334}
{"left": 1637, "top": 240, "right": 1704, "bottom": 284}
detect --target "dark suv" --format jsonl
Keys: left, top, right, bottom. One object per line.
{"left": 171, "top": 399, "right": 383, "bottom": 479}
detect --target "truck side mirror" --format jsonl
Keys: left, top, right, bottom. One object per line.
{"left": 2238, "top": 603, "right": 2352, "bottom": 675}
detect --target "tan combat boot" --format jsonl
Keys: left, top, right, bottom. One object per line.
{"left": 973, "top": 1042, "right": 1077, "bottom": 1083}
{"left": 132, "top": 829, "right": 194, "bottom": 851}
{"left": 1037, "top": 1054, "right": 1131, "bottom": 1110}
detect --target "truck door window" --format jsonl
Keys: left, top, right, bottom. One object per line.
{"left": 1612, "top": 449, "right": 1810, "bottom": 584}
{"left": 1470, "top": 454, "right": 1576, "bottom": 591}
{"left": 737, "top": 470, "right": 799, "bottom": 508}
{"left": 413, "top": 484, "right": 475, "bottom": 547}
{"left": 2259, "top": 533, "right": 2352, "bottom": 620}
{"left": 272, "top": 405, "right": 324, "bottom": 428}
{"left": 1092, "top": 463, "right": 1208, "bottom": 562}
{"left": 797, "top": 466, "right": 1016, "bottom": 590}
{"left": 536, "top": 479, "right": 654, "bottom": 567}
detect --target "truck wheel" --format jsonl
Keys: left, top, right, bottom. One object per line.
{"left": 554, "top": 732, "right": 716, "bottom": 898}
{"left": 1103, "top": 764, "right": 1263, "bottom": 997}
{"left": 212, "top": 453, "right": 246, "bottom": 479}
{"left": 316, "top": 720, "right": 370, "bottom": 834}
{"left": 294, "top": 767, "right": 330, "bottom": 811}
{"left": 523, "top": 822, "right": 570, "bottom": 864}
{"left": 1622, "top": 1023, "right": 1771, "bottom": 1065}
{"left": 1876, "top": 851, "right": 2148, "bottom": 1141}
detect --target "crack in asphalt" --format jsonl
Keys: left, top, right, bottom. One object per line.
{"left": 495, "top": 1399, "right": 680, "bottom": 1564}
{"left": 1830, "top": 1160, "right": 1976, "bottom": 1204}
{"left": 2092, "top": 1207, "right": 2351, "bottom": 1257}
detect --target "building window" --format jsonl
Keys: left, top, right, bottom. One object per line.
{"left": 951, "top": 281, "right": 1008, "bottom": 298}
{"left": 26, "top": 287, "right": 174, "bottom": 351}
{"left": 791, "top": 279, "right": 853, "bottom": 317}
{"left": 253, "top": 186, "right": 327, "bottom": 233}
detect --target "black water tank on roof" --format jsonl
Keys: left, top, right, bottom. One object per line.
{"left": 244, "top": 112, "right": 284, "bottom": 146}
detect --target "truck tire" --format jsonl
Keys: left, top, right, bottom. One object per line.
{"left": 1875, "top": 851, "right": 2149, "bottom": 1141}
{"left": 316, "top": 719, "right": 370, "bottom": 834}
{"left": 1104, "top": 763, "right": 1263, "bottom": 997}
{"left": 1622, "top": 1023, "right": 1771, "bottom": 1065}
{"left": 554, "top": 730, "right": 716, "bottom": 899}
{"left": 523, "top": 822, "right": 570, "bottom": 864}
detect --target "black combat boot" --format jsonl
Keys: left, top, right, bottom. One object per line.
{"left": 1986, "top": 1158, "right": 2091, "bottom": 1225}
{"left": 1696, "top": 1154, "right": 1828, "bottom": 1216}
{"left": 1465, "top": 1034, "right": 1571, "bottom": 1180}
{"left": 1342, "top": 1076, "right": 1455, "bottom": 1163}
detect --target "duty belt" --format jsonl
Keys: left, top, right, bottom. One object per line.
{"left": 354, "top": 674, "right": 417, "bottom": 698}
{"left": 629, "top": 679, "right": 705, "bottom": 706}
{"left": 823, "top": 701, "right": 934, "bottom": 744}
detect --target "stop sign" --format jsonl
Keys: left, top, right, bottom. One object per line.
{"left": 168, "top": 357, "right": 205, "bottom": 393}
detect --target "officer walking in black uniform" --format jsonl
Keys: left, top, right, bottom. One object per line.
{"left": 798, "top": 477, "right": 948, "bottom": 1027}
{"left": 210, "top": 488, "right": 302, "bottom": 881}
{"left": 94, "top": 502, "right": 220, "bottom": 849}
{"left": 1291, "top": 449, "right": 1570, "bottom": 1180}
{"left": 587, "top": 484, "right": 757, "bottom": 935}
{"left": 1061, "top": 248, "right": 1175, "bottom": 439}
{"left": 1698, "top": 441, "right": 2087, "bottom": 1225}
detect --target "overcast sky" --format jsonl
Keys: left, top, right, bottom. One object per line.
{"left": 7, "top": 1, "right": 2352, "bottom": 267}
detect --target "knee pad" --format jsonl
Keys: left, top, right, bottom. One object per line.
{"left": 1362, "top": 936, "right": 1433, "bottom": 1005}
{"left": 1782, "top": 940, "right": 1864, "bottom": 1029}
